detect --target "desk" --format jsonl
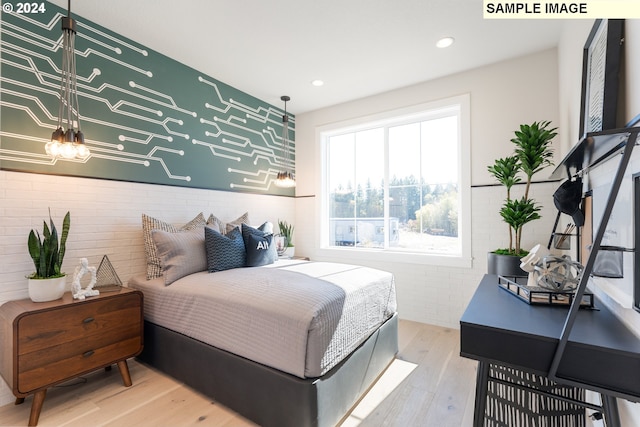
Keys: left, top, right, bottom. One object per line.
{"left": 460, "top": 275, "right": 640, "bottom": 426}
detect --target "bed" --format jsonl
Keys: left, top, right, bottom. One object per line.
{"left": 129, "top": 258, "right": 398, "bottom": 427}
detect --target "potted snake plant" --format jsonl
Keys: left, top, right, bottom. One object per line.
{"left": 487, "top": 121, "right": 556, "bottom": 276}
{"left": 278, "top": 220, "right": 295, "bottom": 258}
{"left": 27, "top": 210, "right": 70, "bottom": 302}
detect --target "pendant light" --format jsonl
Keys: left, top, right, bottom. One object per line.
{"left": 275, "top": 95, "right": 295, "bottom": 188}
{"left": 45, "top": 0, "right": 90, "bottom": 160}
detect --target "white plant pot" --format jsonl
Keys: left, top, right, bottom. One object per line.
{"left": 28, "top": 276, "right": 66, "bottom": 302}
{"left": 283, "top": 247, "right": 295, "bottom": 258}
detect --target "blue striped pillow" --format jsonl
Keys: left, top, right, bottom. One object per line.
{"left": 204, "top": 226, "right": 246, "bottom": 272}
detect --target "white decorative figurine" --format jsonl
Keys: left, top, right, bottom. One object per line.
{"left": 71, "top": 258, "right": 100, "bottom": 300}
{"left": 520, "top": 244, "right": 550, "bottom": 287}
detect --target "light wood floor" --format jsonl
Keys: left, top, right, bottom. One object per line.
{"left": 0, "top": 320, "right": 479, "bottom": 427}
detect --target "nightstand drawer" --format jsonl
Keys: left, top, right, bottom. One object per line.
{"left": 18, "top": 335, "right": 141, "bottom": 393}
{"left": 18, "top": 321, "right": 141, "bottom": 370}
{"left": 16, "top": 295, "right": 141, "bottom": 355}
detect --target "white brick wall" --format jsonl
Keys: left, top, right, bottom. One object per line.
{"left": 0, "top": 170, "right": 295, "bottom": 406}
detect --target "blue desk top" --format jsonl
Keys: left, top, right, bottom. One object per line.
{"left": 460, "top": 274, "right": 640, "bottom": 400}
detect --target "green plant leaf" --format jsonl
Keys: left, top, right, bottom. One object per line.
{"left": 58, "top": 211, "right": 70, "bottom": 272}
{"left": 27, "top": 230, "right": 42, "bottom": 277}
{"left": 27, "top": 210, "right": 70, "bottom": 279}
{"left": 278, "top": 220, "right": 294, "bottom": 247}
{"left": 511, "top": 120, "right": 556, "bottom": 181}
{"left": 499, "top": 197, "right": 541, "bottom": 230}
{"left": 487, "top": 156, "right": 521, "bottom": 193}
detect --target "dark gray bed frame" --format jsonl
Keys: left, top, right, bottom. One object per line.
{"left": 137, "top": 313, "right": 398, "bottom": 427}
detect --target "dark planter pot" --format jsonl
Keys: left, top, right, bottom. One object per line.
{"left": 487, "top": 252, "right": 528, "bottom": 277}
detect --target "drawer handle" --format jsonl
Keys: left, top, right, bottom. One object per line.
{"left": 83, "top": 350, "right": 95, "bottom": 358}
{"left": 83, "top": 317, "right": 95, "bottom": 324}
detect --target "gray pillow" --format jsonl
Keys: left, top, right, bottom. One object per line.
{"left": 151, "top": 227, "right": 207, "bottom": 285}
{"left": 204, "top": 226, "right": 246, "bottom": 272}
{"left": 142, "top": 212, "right": 205, "bottom": 279}
{"left": 207, "top": 212, "right": 250, "bottom": 234}
{"left": 242, "top": 223, "right": 277, "bottom": 267}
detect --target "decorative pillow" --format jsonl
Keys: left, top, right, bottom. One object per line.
{"left": 151, "top": 227, "right": 207, "bottom": 285}
{"left": 242, "top": 223, "right": 277, "bottom": 267}
{"left": 207, "top": 212, "right": 250, "bottom": 234}
{"left": 257, "top": 221, "right": 274, "bottom": 234}
{"left": 204, "top": 226, "right": 246, "bottom": 272}
{"left": 142, "top": 213, "right": 206, "bottom": 279}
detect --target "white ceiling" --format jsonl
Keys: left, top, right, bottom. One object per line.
{"left": 49, "top": 0, "right": 566, "bottom": 114}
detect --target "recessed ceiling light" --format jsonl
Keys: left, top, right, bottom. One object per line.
{"left": 311, "top": 79, "right": 324, "bottom": 87}
{"left": 436, "top": 37, "right": 455, "bottom": 48}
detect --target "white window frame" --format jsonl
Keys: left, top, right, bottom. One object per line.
{"left": 316, "top": 94, "right": 472, "bottom": 267}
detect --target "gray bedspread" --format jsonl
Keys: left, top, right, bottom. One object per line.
{"left": 128, "top": 259, "right": 397, "bottom": 378}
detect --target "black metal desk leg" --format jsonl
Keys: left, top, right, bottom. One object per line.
{"left": 602, "top": 394, "right": 621, "bottom": 427}
{"left": 473, "top": 361, "right": 490, "bottom": 427}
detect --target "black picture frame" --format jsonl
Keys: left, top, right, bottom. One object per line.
{"left": 578, "top": 19, "right": 624, "bottom": 137}
{"left": 634, "top": 172, "right": 640, "bottom": 312}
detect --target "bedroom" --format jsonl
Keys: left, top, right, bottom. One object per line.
{"left": 1, "top": 0, "right": 640, "bottom": 425}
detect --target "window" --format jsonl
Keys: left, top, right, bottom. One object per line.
{"left": 319, "top": 95, "right": 471, "bottom": 265}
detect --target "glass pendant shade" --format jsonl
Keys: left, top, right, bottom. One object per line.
{"left": 48, "top": 0, "right": 90, "bottom": 161}
{"left": 275, "top": 171, "right": 296, "bottom": 188}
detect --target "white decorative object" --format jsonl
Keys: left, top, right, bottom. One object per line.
{"left": 28, "top": 276, "right": 66, "bottom": 302}
{"left": 520, "top": 244, "right": 550, "bottom": 287}
{"left": 71, "top": 258, "right": 100, "bottom": 300}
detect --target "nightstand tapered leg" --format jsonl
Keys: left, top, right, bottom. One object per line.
{"left": 117, "top": 360, "right": 132, "bottom": 387}
{"left": 28, "top": 389, "right": 46, "bottom": 426}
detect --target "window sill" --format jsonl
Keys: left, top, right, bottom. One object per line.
{"left": 315, "top": 247, "right": 473, "bottom": 268}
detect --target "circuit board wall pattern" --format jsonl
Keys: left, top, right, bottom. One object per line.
{"left": 0, "top": 4, "right": 295, "bottom": 195}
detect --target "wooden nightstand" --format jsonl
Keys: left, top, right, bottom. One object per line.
{"left": 0, "top": 287, "right": 143, "bottom": 426}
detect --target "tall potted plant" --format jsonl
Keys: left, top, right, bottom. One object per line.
{"left": 27, "top": 210, "right": 70, "bottom": 302}
{"left": 487, "top": 121, "right": 556, "bottom": 276}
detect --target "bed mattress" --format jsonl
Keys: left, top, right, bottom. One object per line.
{"left": 128, "top": 259, "right": 397, "bottom": 378}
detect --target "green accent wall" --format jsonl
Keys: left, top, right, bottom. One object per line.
{"left": 0, "top": 4, "right": 295, "bottom": 196}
